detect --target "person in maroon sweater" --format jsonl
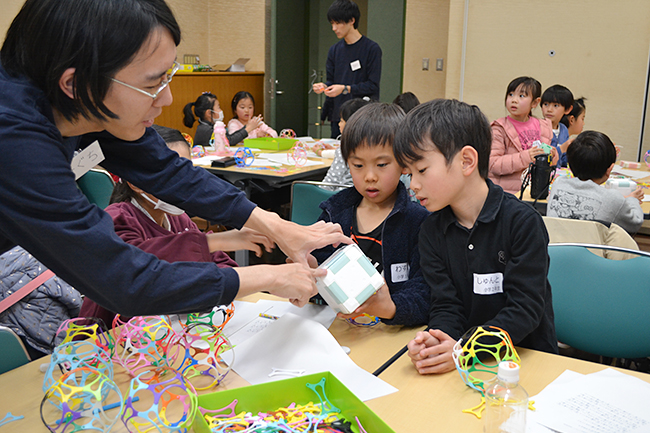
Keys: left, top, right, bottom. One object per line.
{"left": 80, "top": 126, "right": 273, "bottom": 326}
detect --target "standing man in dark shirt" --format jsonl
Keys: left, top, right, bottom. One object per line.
{"left": 313, "top": 0, "right": 382, "bottom": 138}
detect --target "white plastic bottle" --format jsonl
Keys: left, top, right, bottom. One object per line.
{"left": 213, "top": 121, "right": 229, "bottom": 155}
{"left": 484, "top": 361, "right": 528, "bottom": 433}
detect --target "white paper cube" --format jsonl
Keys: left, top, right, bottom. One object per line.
{"left": 316, "top": 243, "right": 385, "bottom": 314}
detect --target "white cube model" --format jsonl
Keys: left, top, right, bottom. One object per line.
{"left": 316, "top": 243, "right": 385, "bottom": 314}
{"left": 605, "top": 178, "right": 637, "bottom": 195}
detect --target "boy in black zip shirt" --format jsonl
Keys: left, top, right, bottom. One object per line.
{"left": 394, "top": 99, "right": 557, "bottom": 375}
{"left": 311, "top": 103, "right": 430, "bottom": 326}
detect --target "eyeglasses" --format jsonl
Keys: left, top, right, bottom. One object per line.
{"left": 110, "top": 61, "right": 180, "bottom": 99}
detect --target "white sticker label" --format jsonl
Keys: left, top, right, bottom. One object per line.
{"left": 391, "top": 263, "right": 409, "bottom": 283}
{"left": 71, "top": 140, "right": 105, "bottom": 180}
{"left": 473, "top": 272, "right": 503, "bottom": 295}
{"left": 350, "top": 60, "right": 361, "bottom": 71}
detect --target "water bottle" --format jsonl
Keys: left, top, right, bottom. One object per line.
{"left": 484, "top": 361, "right": 528, "bottom": 433}
{"left": 213, "top": 121, "right": 229, "bottom": 155}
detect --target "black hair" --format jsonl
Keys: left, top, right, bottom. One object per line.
{"left": 505, "top": 76, "right": 542, "bottom": 116}
{"left": 340, "top": 102, "right": 405, "bottom": 162}
{"left": 541, "top": 84, "right": 574, "bottom": 109}
{"left": 392, "top": 92, "right": 421, "bottom": 114}
{"left": 394, "top": 99, "right": 492, "bottom": 179}
{"left": 183, "top": 93, "right": 217, "bottom": 127}
{"left": 231, "top": 91, "right": 255, "bottom": 119}
{"left": 340, "top": 98, "right": 372, "bottom": 122}
{"left": 560, "top": 97, "right": 587, "bottom": 129}
{"left": 1, "top": 0, "right": 181, "bottom": 122}
{"left": 327, "top": 0, "right": 361, "bottom": 28}
{"left": 110, "top": 125, "right": 188, "bottom": 203}
{"left": 566, "top": 130, "right": 616, "bottom": 181}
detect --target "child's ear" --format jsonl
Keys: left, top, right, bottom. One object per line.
{"left": 58, "top": 68, "right": 76, "bottom": 99}
{"left": 564, "top": 106, "right": 573, "bottom": 115}
{"left": 127, "top": 182, "right": 144, "bottom": 194}
{"left": 460, "top": 145, "right": 479, "bottom": 176}
{"left": 531, "top": 97, "right": 541, "bottom": 109}
{"left": 605, "top": 163, "right": 615, "bottom": 178}
{"left": 568, "top": 115, "right": 576, "bottom": 126}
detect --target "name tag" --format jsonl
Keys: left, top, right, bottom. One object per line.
{"left": 350, "top": 60, "right": 361, "bottom": 71}
{"left": 473, "top": 272, "right": 503, "bottom": 295}
{"left": 71, "top": 140, "right": 105, "bottom": 180}
{"left": 391, "top": 263, "right": 409, "bottom": 283}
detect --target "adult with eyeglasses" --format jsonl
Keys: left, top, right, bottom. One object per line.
{"left": 0, "top": 0, "right": 349, "bottom": 316}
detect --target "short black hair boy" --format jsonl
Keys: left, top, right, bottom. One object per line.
{"left": 541, "top": 84, "right": 574, "bottom": 109}
{"left": 566, "top": 130, "right": 616, "bottom": 181}
{"left": 394, "top": 99, "right": 557, "bottom": 375}
{"left": 394, "top": 98, "right": 492, "bottom": 178}
{"left": 327, "top": 0, "right": 361, "bottom": 28}
{"left": 341, "top": 102, "right": 404, "bottom": 161}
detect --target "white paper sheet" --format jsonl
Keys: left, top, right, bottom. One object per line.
{"left": 222, "top": 299, "right": 337, "bottom": 347}
{"left": 258, "top": 153, "right": 324, "bottom": 167}
{"left": 221, "top": 313, "right": 398, "bottom": 402}
{"left": 527, "top": 368, "right": 650, "bottom": 433}
{"left": 610, "top": 166, "right": 650, "bottom": 180}
{"left": 192, "top": 155, "right": 227, "bottom": 166}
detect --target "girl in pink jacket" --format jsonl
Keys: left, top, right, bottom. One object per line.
{"left": 227, "top": 91, "right": 277, "bottom": 144}
{"left": 489, "top": 77, "right": 555, "bottom": 194}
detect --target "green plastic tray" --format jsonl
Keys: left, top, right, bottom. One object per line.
{"left": 193, "top": 371, "right": 395, "bottom": 432}
{"left": 243, "top": 137, "right": 298, "bottom": 151}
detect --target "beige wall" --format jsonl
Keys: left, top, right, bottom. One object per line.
{"left": 402, "top": 0, "right": 450, "bottom": 101}
{"left": 167, "top": 0, "right": 209, "bottom": 65}
{"left": 0, "top": 0, "right": 26, "bottom": 42}
{"left": 445, "top": 0, "right": 650, "bottom": 161}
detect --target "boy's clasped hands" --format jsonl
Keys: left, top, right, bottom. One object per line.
{"left": 407, "top": 329, "right": 458, "bottom": 375}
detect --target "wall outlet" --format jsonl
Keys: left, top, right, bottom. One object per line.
{"left": 422, "top": 58, "right": 429, "bottom": 71}
{"left": 436, "top": 58, "right": 444, "bottom": 71}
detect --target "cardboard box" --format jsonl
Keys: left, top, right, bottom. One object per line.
{"left": 316, "top": 243, "right": 385, "bottom": 314}
{"left": 193, "top": 371, "right": 394, "bottom": 433}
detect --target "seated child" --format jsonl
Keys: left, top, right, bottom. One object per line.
{"left": 79, "top": 125, "right": 273, "bottom": 326}
{"left": 547, "top": 130, "right": 643, "bottom": 234}
{"left": 321, "top": 97, "right": 372, "bottom": 191}
{"left": 394, "top": 99, "right": 558, "bottom": 374}
{"left": 311, "top": 103, "right": 430, "bottom": 326}
{"left": 541, "top": 84, "right": 574, "bottom": 167}
{"left": 0, "top": 245, "right": 81, "bottom": 359}
{"left": 560, "top": 97, "right": 587, "bottom": 137}
{"left": 489, "top": 76, "right": 555, "bottom": 194}
{"left": 227, "top": 91, "right": 277, "bottom": 144}
{"left": 183, "top": 92, "right": 263, "bottom": 147}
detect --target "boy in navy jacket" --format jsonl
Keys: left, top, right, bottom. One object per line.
{"left": 394, "top": 99, "right": 557, "bottom": 375}
{"left": 311, "top": 103, "right": 430, "bottom": 326}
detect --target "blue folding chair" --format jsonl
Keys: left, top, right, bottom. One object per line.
{"left": 0, "top": 326, "right": 31, "bottom": 375}
{"left": 547, "top": 243, "right": 650, "bottom": 359}
{"left": 290, "top": 181, "right": 348, "bottom": 226}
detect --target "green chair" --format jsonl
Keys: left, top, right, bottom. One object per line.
{"left": 290, "top": 181, "right": 348, "bottom": 226}
{"left": 76, "top": 168, "right": 115, "bottom": 209}
{"left": 548, "top": 243, "right": 650, "bottom": 359}
{"left": 0, "top": 326, "right": 31, "bottom": 375}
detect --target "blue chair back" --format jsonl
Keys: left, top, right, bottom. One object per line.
{"left": 290, "top": 182, "right": 345, "bottom": 226}
{"left": 0, "top": 326, "right": 31, "bottom": 375}
{"left": 548, "top": 243, "right": 650, "bottom": 359}
{"left": 77, "top": 169, "right": 115, "bottom": 209}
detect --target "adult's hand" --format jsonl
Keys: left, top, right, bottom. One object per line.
{"left": 312, "top": 82, "right": 327, "bottom": 94}
{"left": 207, "top": 228, "right": 274, "bottom": 257}
{"left": 244, "top": 209, "right": 351, "bottom": 265}
{"left": 324, "top": 84, "right": 345, "bottom": 98}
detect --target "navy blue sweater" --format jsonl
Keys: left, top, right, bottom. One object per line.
{"left": 0, "top": 62, "right": 256, "bottom": 317}
{"left": 312, "top": 183, "right": 430, "bottom": 326}
{"left": 324, "top": 36, "right": 381, "bottom": 124}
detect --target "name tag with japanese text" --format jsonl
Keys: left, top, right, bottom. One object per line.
{"left": 473, "top": 272, "right": 503, "bottom": 295}
{"left": 350, "top": 60, "right": 361, "bottom": 71}
{"left": 391, "top": 263, "right": 409, "bottom": 283}
{"left": 71, "top": 140, "right": 105, "bottom": 180}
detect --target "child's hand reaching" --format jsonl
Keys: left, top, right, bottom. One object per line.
{"left": 527, "top": 146, "right": 546, "bottom": 160}
{"left": 336, "top": 284, "right": 395, "bottom": 321}
{"left": 245, "top": 115, "right": 264, "bottom": 133}
{"left": 207, "top": 228, "right": 274, "bottom": 257}
{"left": 407, "top": 329, "right": 457, "bottom": 375}
{"left": 626, "top": 186, "right": 644, "bottom": 204}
